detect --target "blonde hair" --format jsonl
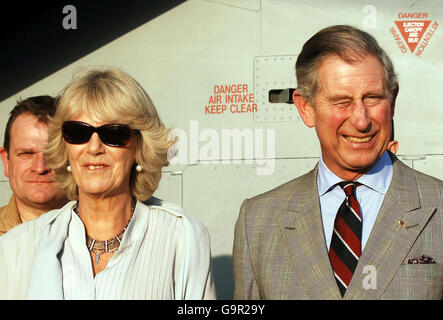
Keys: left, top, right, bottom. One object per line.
{"left": 46, "top": 68, "right": 173, "bottom": 201}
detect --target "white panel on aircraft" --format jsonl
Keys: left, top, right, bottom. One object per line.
{"left": 154, "top": 171, "right": 183, "bottom": 206}
{"left": 253, "top": 55, "right": 299, "bottom": 122}
{"left": 411, "top": 155, "right": 443, "bottom": 180}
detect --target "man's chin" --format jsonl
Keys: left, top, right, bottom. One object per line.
{"left": 25, "top": 193, "right": 66, "bottom": 208}
{"left": 332, "top": 152, "right": 383, "bottom": 178}
{"left": 344, "top": 157, "right": 380, "bottom": 173}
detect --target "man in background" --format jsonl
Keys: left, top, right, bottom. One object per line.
{"left": 0, "top": 96, "right": 68, "bottom": 235}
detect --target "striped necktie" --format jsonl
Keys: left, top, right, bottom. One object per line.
{"left": 328, "top": 181, "right": 362, "bottom": 297}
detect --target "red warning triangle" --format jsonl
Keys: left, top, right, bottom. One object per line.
{"left": 394, "top": 20, "right": 431, "bottom": 53}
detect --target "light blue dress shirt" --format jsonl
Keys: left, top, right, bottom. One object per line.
{"left": 317, "top": 151, "right": 393, "bottom": 251}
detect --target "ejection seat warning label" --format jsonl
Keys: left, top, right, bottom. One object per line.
{"left": 391, "top": 12, "right": 438, "bottom": 56}
{"left": 205, "top": 84, "right": 257, "bottom": 115}
{"left": 394, "top": 20, "right": 431, "bottom": 53}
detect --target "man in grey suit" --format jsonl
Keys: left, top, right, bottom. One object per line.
{"left": 233, "top": 25, "right": 442, "bottom": 300}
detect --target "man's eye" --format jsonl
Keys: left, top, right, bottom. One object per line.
{"left": 18, "top": 152, "right": 34, "bottom": 156}
{"left": 333, "top": 101, "right": 351, "bottom": 107}
{"left": 364, "top": 95, "right": 384, "bottom": 105}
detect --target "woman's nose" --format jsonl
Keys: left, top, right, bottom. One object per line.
{"left": 86, "top": 132, "right": 105, "bottom": 155}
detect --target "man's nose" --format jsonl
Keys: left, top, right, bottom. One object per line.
{"left": 349, "top": 100, "right": 371, "bottom": 132}
{"left": 33, "top": 152, "right": 52, "bottom": 175}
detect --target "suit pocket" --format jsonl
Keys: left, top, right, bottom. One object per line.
{"left": 393, "top": 263, "right": 443, "bottom": 299}
{"left": 400, "top": 263, "right": 443, "bottom": 282}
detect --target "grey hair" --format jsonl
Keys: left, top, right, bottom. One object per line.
{"left": 295, "top": 25, "right": 398, "bottom": 105}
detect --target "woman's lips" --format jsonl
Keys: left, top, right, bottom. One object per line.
{"left": 83, "top": 163, "right": 109, "bottom": 170}
{"left": 87, "top": 165, "right": 105, "bottom": 170}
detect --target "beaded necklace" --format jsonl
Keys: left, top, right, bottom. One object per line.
{"left": 74, "top": 198, "right": 135, "bottom": 264}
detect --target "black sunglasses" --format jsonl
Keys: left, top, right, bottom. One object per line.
{"left": 62, "top": 121, "right": 138, "bottom": 147}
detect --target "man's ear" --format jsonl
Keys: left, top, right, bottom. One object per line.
{"left": 0, "top": 147, "right": 9, "bottom": 178}
{"left": 292, "top": 89, "right": 316, "bottom": 128}
{"left": 387, "top": 140, "right": 399, "bottom": 155}
{"left": 390, "top": 84, "right": 399, "bottom": 118}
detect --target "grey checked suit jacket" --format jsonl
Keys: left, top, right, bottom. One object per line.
{"left": 233, "top": 154, "right": 443, "bottom": 299}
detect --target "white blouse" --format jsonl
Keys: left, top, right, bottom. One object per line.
{"left": 0, "top": 200, "right": 216, "bottom": 300}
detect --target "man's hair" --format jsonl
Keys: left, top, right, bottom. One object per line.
{"left": 3, "top": 95, "right": 56, "bottom": 153}
{"left": 295, "top": 25, "right": 398, "bottom": 105}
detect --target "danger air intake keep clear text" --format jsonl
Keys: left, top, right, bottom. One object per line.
{"left": 205, "top": 84, "right": 257, "bottom": 115}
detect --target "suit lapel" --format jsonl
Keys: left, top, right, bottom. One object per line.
{"left": 274, "top": 166, "right": 342, "bottom": 299}
{"left": 345, "top": 156, "right": 436, "bottom": 299}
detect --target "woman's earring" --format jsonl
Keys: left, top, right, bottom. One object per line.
{"left": 135, "top": 164, "right": 142, "bottom": 172}
{"left": 66, "top": 161, "right": 72, "bottom": 173}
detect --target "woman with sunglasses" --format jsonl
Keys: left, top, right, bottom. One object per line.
{"left": 0, "top": 68, "right": 216, "bottom": 300}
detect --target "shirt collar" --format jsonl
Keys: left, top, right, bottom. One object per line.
{"left": 0, "top": 194, "right": 22, "bottom": 233}
{"left": 318, "top": 151, "right": 393, "bottom": 196}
